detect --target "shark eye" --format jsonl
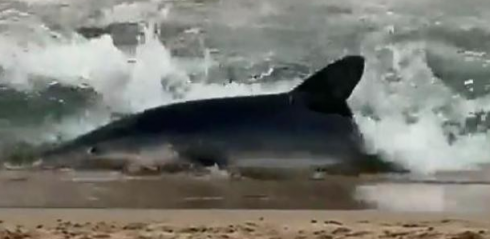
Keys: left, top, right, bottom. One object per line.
{"left": 87, "top": 146, "right": 100, "bottom": 155}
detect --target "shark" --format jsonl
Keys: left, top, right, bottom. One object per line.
{"left": 36, "top": 55, "right": 404, "bottom": 176}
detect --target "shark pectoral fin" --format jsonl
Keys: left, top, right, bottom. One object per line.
{"left": 178, "top": 145, "right": 229, "bottom": 169}
{"left": 122, "top": 160, "right": 163, "bottom": 175}
{"left": 122, "top": 162, "right": 144, "bottom": 175}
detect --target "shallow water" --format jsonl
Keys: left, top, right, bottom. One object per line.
{"left": 0, "top": 170, "right": 489, "bottom": 213}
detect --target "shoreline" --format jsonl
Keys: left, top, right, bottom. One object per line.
{"left": 2, "top": 208, "right": 489, "bottom": 223}
{"left": 1, "top": 170, "right": 490, "bottom": 212}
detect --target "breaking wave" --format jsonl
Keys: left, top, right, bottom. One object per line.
{"left": 1, "top": 0, "right": 490, "bottom": 174}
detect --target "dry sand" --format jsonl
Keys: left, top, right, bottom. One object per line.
{"left": 0, "top": 209, "right": 489, "bottom": 239}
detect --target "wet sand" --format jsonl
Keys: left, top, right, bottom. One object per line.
{"left": 1, "top": 209, "right": 489, "bottom": 239}
{"left": 1, "top": 170, "right": 490, "bottom": 238}
{"left": 1, "top": 170, "right": 490, "bottom": 212}
{"left": 0, "top": 170, "right": 367, "bottom": 209}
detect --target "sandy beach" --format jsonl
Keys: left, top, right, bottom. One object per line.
{"left": 2, "top": 0, "right": 490, "bottom": 237}
{"left": 0, "top": 209, "right": 489, "bottom": 239}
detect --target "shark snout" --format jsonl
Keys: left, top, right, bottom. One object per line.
{"left": 35, "top": 141, "right": 186, "bottom": 172}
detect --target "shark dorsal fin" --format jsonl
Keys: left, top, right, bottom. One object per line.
{"left": 291, "top": 55, "right": 365, "bottom": 116}
{"left": 292, "top": 55, "right": 365, "bottom": 101}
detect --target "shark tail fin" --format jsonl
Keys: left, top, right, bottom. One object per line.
{"left": 290, "top": 55, "right": 365, "bottom": 116}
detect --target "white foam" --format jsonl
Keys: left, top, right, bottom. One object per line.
{"left": 352, "top": 40, "right": 490, "bottom": 173}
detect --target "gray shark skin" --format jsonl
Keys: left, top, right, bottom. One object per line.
{"left": 38, "top": 55, "right": 405, "bottom": 176}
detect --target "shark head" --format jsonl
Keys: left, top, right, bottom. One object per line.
{"left": 37, "top": 118, "right": 183, "bottom": 171}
